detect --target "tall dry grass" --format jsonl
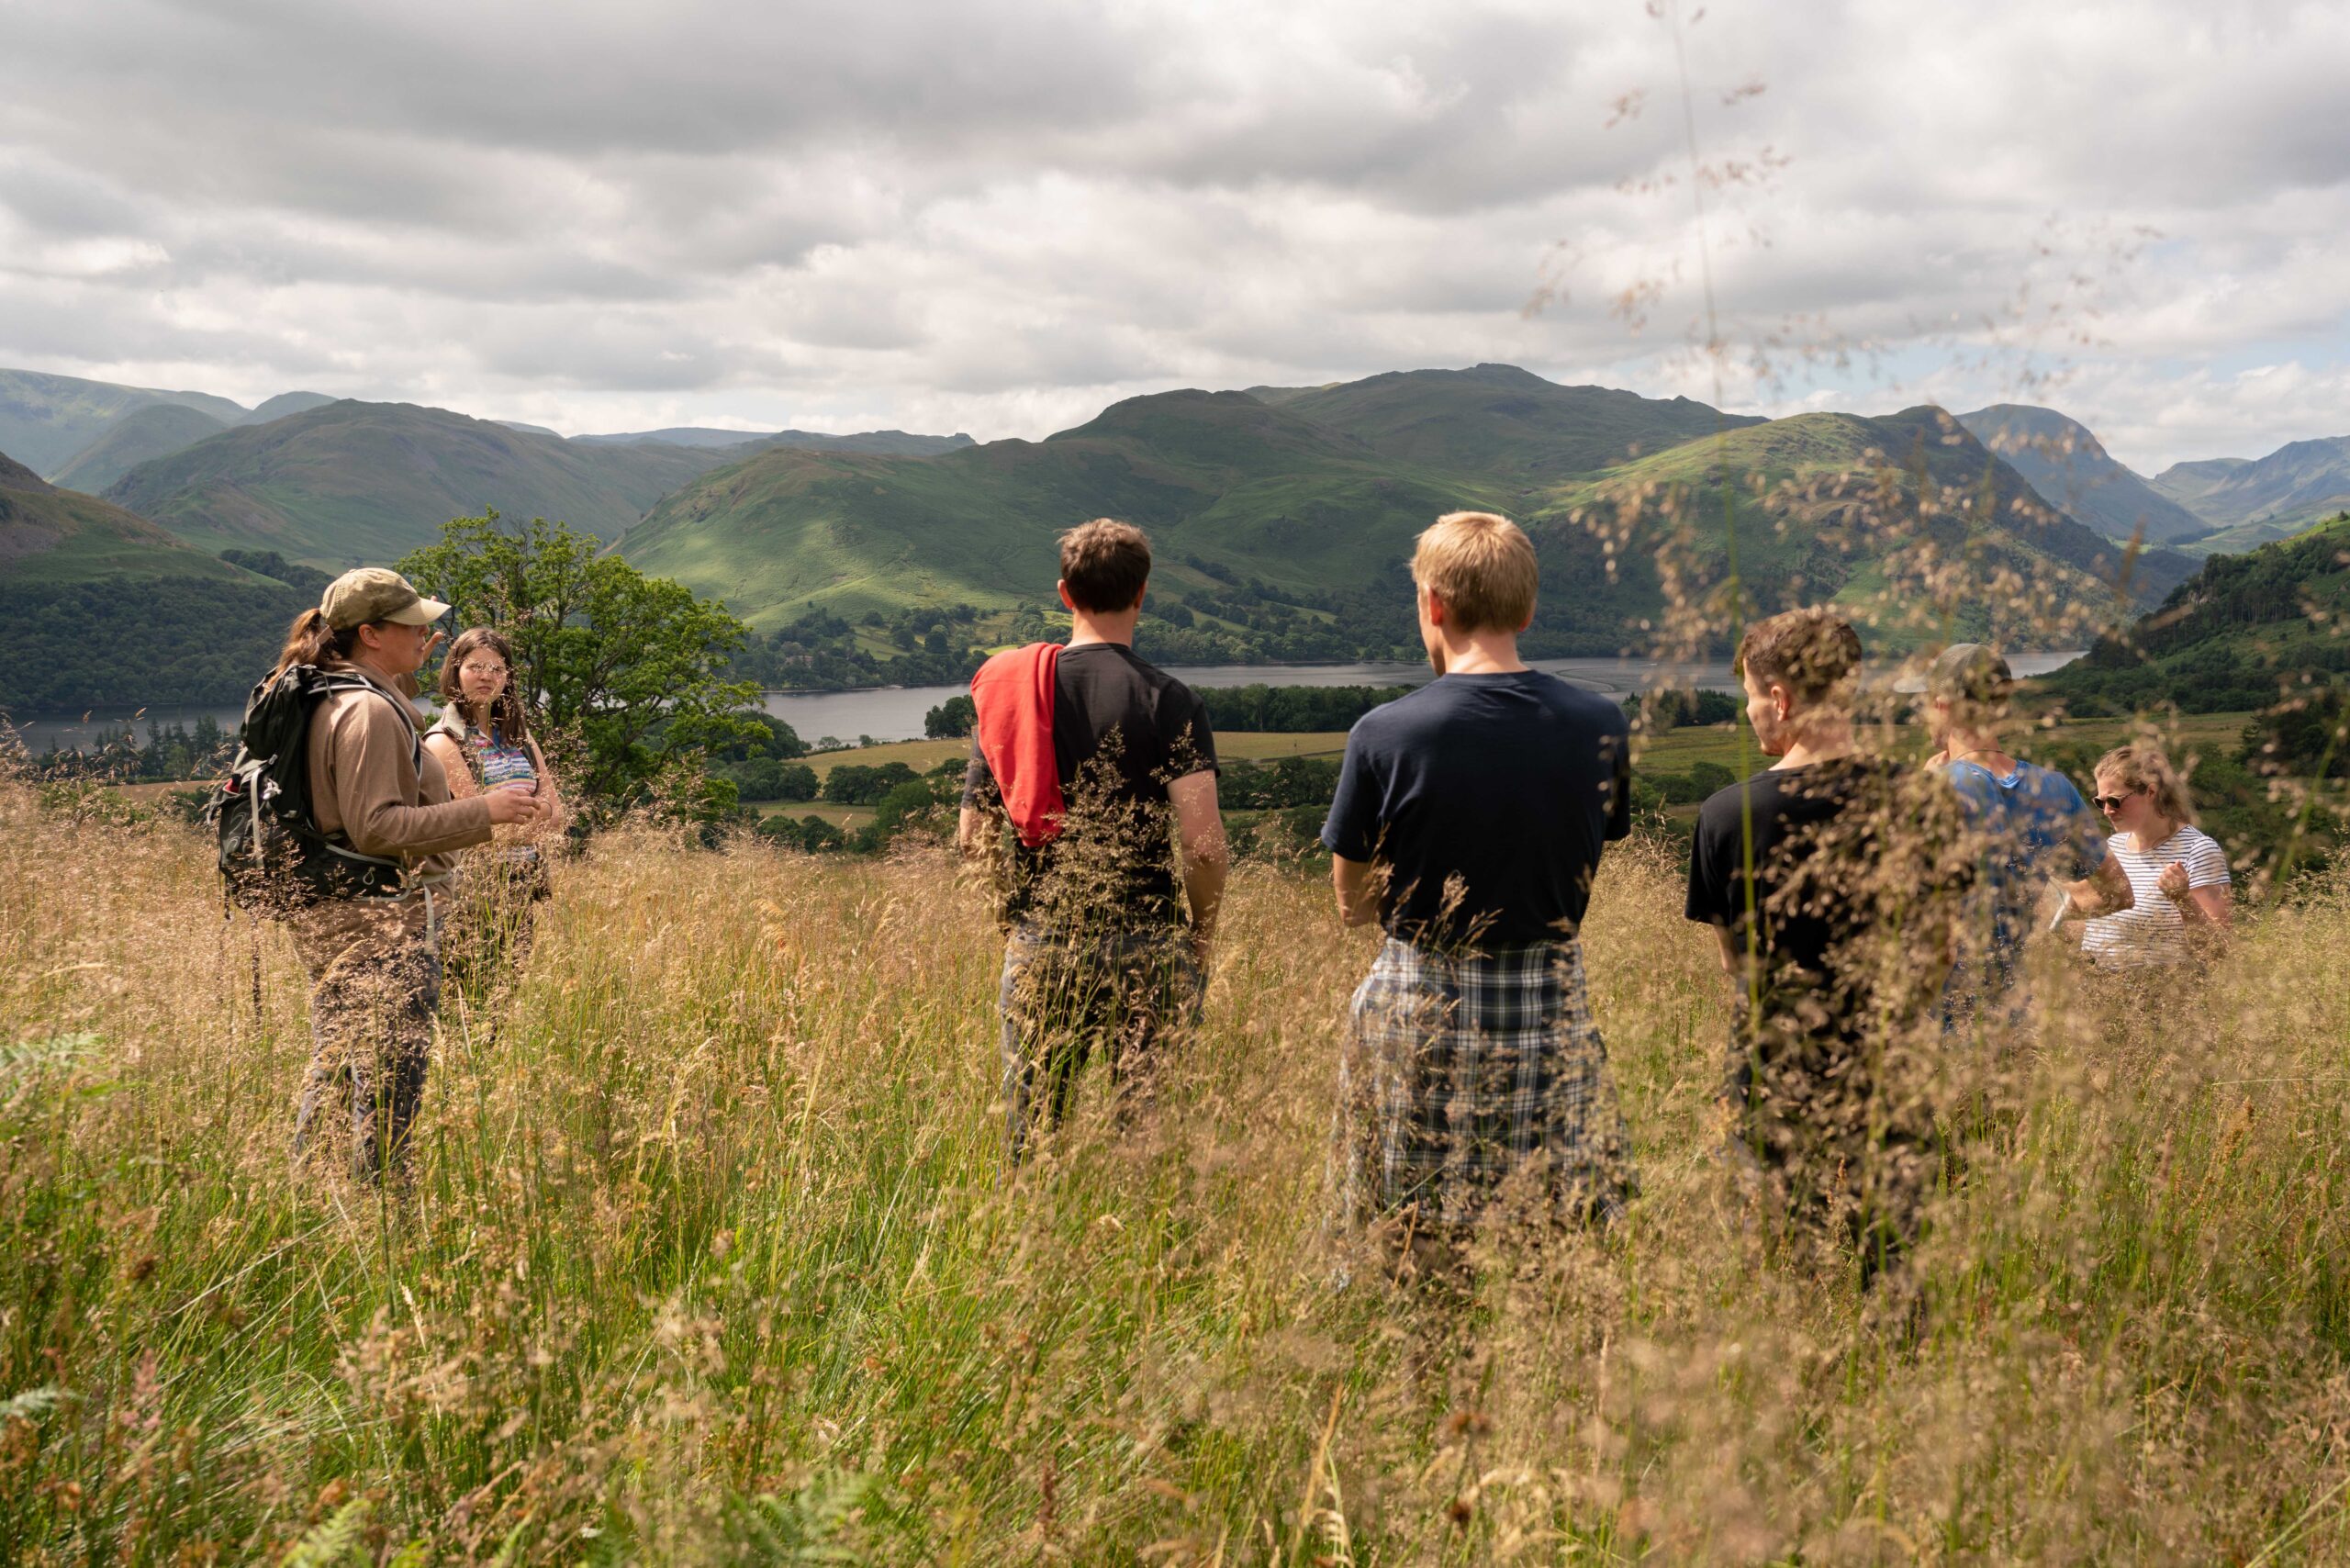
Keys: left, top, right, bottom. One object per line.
{"left": 4, "top": 781, "right": 2349, "bottom": 1562}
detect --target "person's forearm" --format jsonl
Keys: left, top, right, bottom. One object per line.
{"left": 2177, "top": 889, "right": 2231, "bottom": 930}
{"left": 1183, "top": 857, "right": 1227, "bottom": 944}
{"left": 2065, "top": 857, "right": 2132, "bottom": 917}
{"left": 1330, "top": 857, "right": 1380, "bottom": 926}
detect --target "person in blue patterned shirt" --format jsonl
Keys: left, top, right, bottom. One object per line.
{"left": 1908, "top": 644, "right": 2133, "bottom": 1022}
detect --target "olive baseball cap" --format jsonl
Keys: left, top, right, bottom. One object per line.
{"left": 319, "top": 567, "right": 451, "bottom": 631}
{"left": 1895, "top": 642, "right": 2014, "bottom": 701}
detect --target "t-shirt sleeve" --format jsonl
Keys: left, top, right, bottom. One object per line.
{"left": 1166, "top": 687, "right": 1218, "bottom": 778}
{"left": 1319, "top": 730, "right": 1382, "bottom": 862}
{"left": 2186, "top": 833, "right": 2231, "bottom": 889}
{"left": 959, "top": 732, "right": 999, "bottom": 811}
{"left": 1684, "top": 800, "right": 1733, "bottom": 925}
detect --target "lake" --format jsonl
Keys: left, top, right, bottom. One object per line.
{"left": 6, "top": 651, "right": 2086, "bottom": 755}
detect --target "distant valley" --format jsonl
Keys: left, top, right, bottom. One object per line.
{"left": 3, "top": 359, "right": 2345, "bottom": 713}
{"left": 1956, "top": 400, "right": 2350, "bottom": 557}
{"left": 623, "top": 367, "right": 2190, "bottom": 663}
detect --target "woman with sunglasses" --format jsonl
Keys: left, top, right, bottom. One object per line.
{"left": 423, "top": 627, "right": 567, "bottom": 999}
{"left": 2078, "top": 744, "right": 2232, "bottom": 969}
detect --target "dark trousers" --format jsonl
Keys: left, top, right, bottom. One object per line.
{"left": 1725, "top": 1020, "right": 1933, "bottom": 1291}
{"left": 997, "top": 924, "right": 1202, "bottom": 1165}
{"left": 290, "top": 895, "right": 442, "bottom": 1182}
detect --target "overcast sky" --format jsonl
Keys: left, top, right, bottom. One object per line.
{"left": 2, "top": 0, "right": 2344, "bottom": 471}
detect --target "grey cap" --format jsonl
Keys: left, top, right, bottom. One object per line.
{"left": 1895, "top": 642, "right": 2014, "bottom": 701}
{"left": 320, "top": 567, "right": 450, "bottom": 631}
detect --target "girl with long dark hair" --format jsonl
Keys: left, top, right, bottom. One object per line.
{"left": 422, "top": 627, "right": 566, "bottom": 996}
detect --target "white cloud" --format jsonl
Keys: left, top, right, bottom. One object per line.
{"left": 0, "top": 0, "right": 2341, "bottom": 469}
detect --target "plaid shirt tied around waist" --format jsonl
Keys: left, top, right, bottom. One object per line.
{"left": 1337, "top": 935, "right": 1633, "bottom": 1231}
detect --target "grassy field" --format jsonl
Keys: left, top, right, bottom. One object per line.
{"left": 751, "top": 800, "right": 875, "bottom": 829}
{"left": 6, "top": 778, "right": 2350, "bottom": 1562}
{"left": 813, "top": 713, "right": 2257, "bottom": 790}
{"left": 1630, "top": 710, "right": 2260, "bottom": 778}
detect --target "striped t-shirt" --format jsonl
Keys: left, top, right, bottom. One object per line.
{"left": 2081, "top": 824, "right": 2230, "bottom": 969}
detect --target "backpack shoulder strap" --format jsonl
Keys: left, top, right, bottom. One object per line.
{"left": 316, "top": 671, "right": 425, "bottom": 772}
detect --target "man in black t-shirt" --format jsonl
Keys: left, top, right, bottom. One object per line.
{"left": 1321, "top": 511, "right": 1637, "bottom": 1249}
{"left": 1684, "top": 609, "right": 1970, "bottom": 1287}
{"left": 957, "top": 520, "right": 1226, "bottom": 1163}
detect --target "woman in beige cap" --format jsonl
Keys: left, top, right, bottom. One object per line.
{"left": 280, "top": 568, "right": 544, "bottom": 1181}
{"left": 424, "top": 625, "right": 566, "bottom": 1002}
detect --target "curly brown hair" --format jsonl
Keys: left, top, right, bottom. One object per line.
{"left": 1058, "top": 519, "right": 1152, "bottom": 613}
{"left": 1735, "top": 608, "right": 1863, "bottom": 707}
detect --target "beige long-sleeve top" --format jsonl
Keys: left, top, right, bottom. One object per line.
{"left": 305, "top": 663, "right": 493, "bottom": 883}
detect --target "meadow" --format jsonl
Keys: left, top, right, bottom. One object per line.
{"left": 6, "top": 778, "right": 2350, "bottom": 1563}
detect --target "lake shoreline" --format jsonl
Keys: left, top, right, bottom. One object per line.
{"left": 12, "top": 651, "right": 2087, "bottom": 754}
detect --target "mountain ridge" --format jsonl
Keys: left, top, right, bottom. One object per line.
{"left": 102, "top": 400, "right": 747, "bottom": 568}
{"left": 576, "top": 426, "right": 976, "bottom": 457}
{"left": 621, "top": 369, "right": 2190, "bottom": 661}
{"left": 1954, "top": 403, "right": 2210, "bottom": 546}
{"left": 2160, "top": 436, "right": 2350, "bottom": 555}
{"left": 0, "top": 368, "right": 249, "bottom": 476}
{"left": 50, "top": 403, "right": 231, "bottom": 496}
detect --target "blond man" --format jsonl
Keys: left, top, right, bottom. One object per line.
{"left": 1322, "top": 511, "right": 1636, "bottom": 1248}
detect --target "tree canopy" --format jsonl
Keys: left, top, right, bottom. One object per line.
{"left": 399, "top": 510, "right": 764, "bottom": 820}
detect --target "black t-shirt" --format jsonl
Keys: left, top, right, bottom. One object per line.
{"left": 1685, "top": 757, "right": 1971, "bottom": 1032}
{"left": 1319, "top": 670, "right": 1630, "bottom": 951}
{"left": 962, "top": 642, "right": 1217, "bottom": 930}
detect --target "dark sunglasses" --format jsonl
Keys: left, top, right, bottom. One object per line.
{"left": 2093, "top": 790, "right": 2140, "bottom": 812}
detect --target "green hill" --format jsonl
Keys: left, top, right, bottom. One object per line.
{"left": 1533, "top": 404, "right": 2197, "bottom": 652}
{"left": 50, "top": 403, "right": 229, "bottom": 495}
{"left": 241, "top": 391, "right": 338, "bottom": 425}
{"left": 1, "top": 451, "right": 251, "bottom": 585}
{"left": 2043, "top": 510, "right": 2350, "bottom": 715}
{"left": 621, "top": 387, "right": 1497, "bottom": 634}
{"left": 621, "top": 371, "right": 2185, "bottom": 661}
{"left": 2151, "top": 456, "right": 2250, "bottom": 508}
{"left": 1954, "top": 404, "right": 2210, "bottom": 545}
{"left": 105, "top": 400, "right": 743, "bottom": 569}
{"left": 0, "top": 367, "right": 248, "bottom": 476}
{"left": 2151, "top": 437, "right": 2350, "bottom": 555}
{"left": 578, "top": 426, "right": 974, "bottom": 456}
{"left": 1276, "top": 362, "right": 1766, "bottom": 481}
{"left": 0, "top": 451, "right": 307, "bottom": 710}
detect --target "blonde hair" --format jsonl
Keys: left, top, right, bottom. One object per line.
{"left": 1412, "top": 511, "right": 1537, "bottom": 634}
{"left": 2095, "top": 744, "right": 2197, "bottom": 826}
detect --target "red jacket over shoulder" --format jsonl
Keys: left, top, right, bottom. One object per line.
{"left": 970, "top": 642, "right": 1063, "bottom": 847}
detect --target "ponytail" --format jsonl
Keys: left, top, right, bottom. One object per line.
{"left": 274, "top": 608, "right": 361, "bottom": 675}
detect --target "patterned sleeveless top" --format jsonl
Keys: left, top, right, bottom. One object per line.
{"left": 429, "top": 707, "right": 543, "bottom": 867}
{"left": 469, "top": 727, "right": 538, "bottom": 792}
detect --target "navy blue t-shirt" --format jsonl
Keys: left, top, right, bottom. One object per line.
{"left": 1320, "top": 670, "right": 1631, "bottom": 950}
